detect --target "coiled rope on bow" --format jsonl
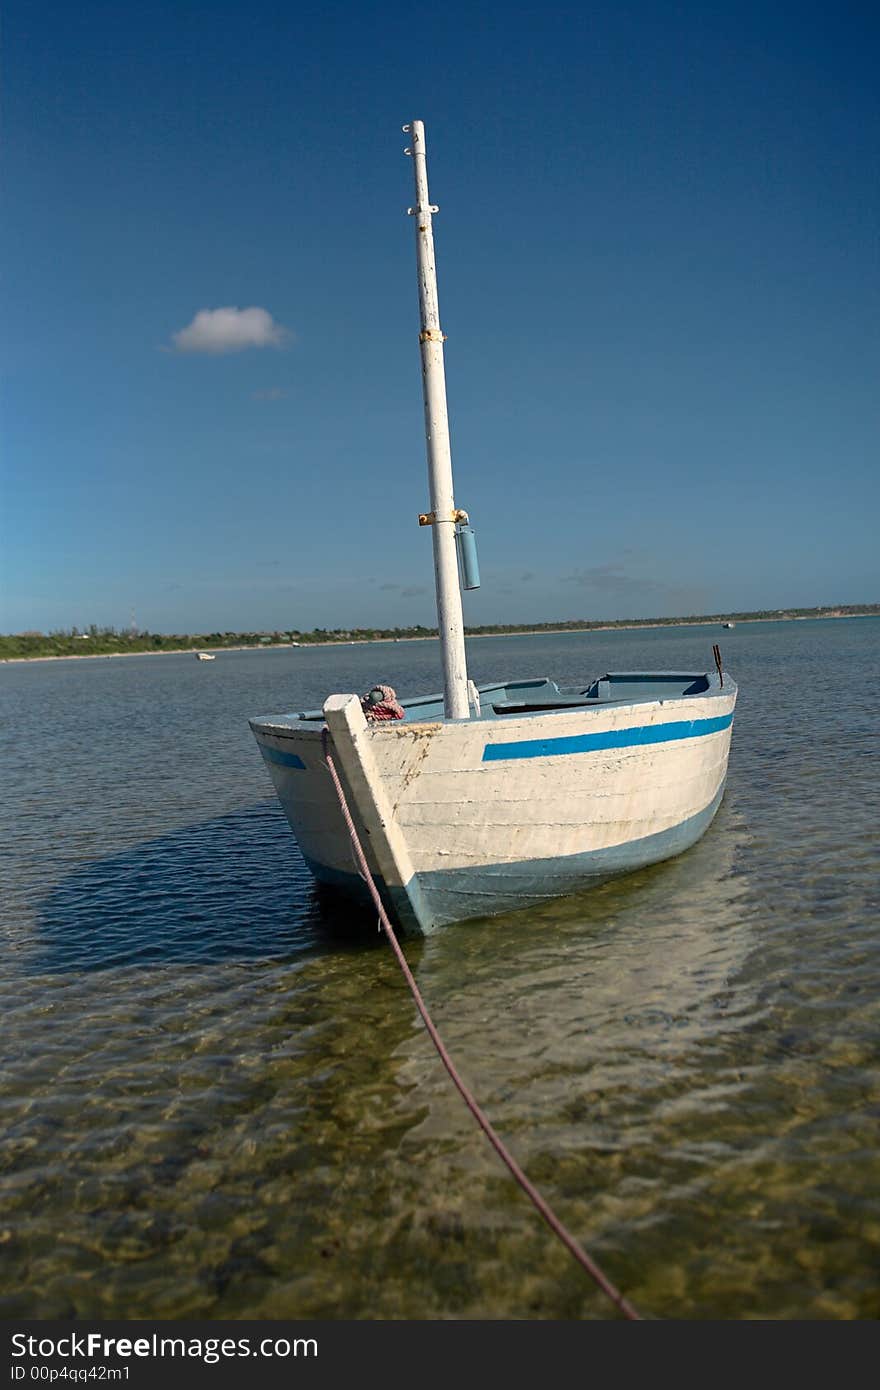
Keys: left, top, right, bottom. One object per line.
{"left": 360, "top": 683, "right": 405, "bottom": 721}
{"left": 320, "top": 727, "right": 641, "bottom": 1321}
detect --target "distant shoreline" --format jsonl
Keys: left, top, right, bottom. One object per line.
{"left": 0, "top": 643, "right": 278, "bottom": 665}
{"left": 2, "top": 610, "right": 875, "bottom": 664}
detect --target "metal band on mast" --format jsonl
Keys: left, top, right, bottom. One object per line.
{"left": 404, "top": 120, "right": 470, "bottom": 721}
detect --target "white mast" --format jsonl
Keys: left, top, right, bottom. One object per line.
{"left": 404, "top": 119, "right": 470, "bottom": 721}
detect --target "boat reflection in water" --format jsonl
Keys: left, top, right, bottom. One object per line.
{"left": 384, "top": 802, "right": 755, "bottom": 1215}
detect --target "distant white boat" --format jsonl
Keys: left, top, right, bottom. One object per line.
{"left": 195, "top": 652, "right": 216, "bottom": 661}
{"left": 249, "top": 120, "right": 737, "bottom": 935}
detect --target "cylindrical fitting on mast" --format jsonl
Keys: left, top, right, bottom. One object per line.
{"left": 455, "top": 525, "right": 481, "bottom": 590}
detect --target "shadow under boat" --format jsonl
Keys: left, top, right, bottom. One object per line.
{"left": 30, "top": 800, "right": 385, "bottom": 977}
{"left": 30, "top": 790, "right": 751, "bottom": 991}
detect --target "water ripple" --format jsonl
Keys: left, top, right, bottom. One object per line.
{"left": 2, "top": 625, "right": 879, "bottom": 1318}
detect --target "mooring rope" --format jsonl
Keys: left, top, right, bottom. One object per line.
{"left": 320, "top": 728, "right": 641, "bottom": 1321}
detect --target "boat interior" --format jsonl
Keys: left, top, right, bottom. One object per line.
{"left": 279, "top": 672, "right": 721, "bottom": 725}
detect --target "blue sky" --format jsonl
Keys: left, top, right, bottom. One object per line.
{"left": 2, "top": 0, "right": 877, "bottom": 634}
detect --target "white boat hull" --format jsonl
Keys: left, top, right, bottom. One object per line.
{"left": 250, "top": 672, "right": 737, "bottom": 934}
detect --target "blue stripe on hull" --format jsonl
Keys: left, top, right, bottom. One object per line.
{"left": 483, "top": 712, "right": 732, "bottom": 762}
{"left": 260, "top": 745, "right": 306, "bottom": 770}
{"left": 302, "top": 783, "right": 726, "bottom": 934}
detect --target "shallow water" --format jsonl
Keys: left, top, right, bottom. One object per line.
{"left": 2, "top": 619, "right": 878, "bottom": 1319}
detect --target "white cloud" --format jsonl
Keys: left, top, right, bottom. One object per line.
{"left": 171, "top": 306, "right": 288, "bottom": 355}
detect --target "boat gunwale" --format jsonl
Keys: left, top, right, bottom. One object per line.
{"left": 249, "top": 670, "right": 736, "bottom": 738}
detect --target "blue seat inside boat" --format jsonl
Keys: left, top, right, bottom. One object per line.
{"left": 491, "top": 694, "right": 602, "bottom": 714}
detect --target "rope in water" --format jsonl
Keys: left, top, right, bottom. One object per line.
{"left": 320, "top": 727, "right": 641, "bottom": 1321}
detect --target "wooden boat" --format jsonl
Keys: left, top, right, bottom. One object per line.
{"left": 250, "top": 121, "right": 737, "bottom": 934}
